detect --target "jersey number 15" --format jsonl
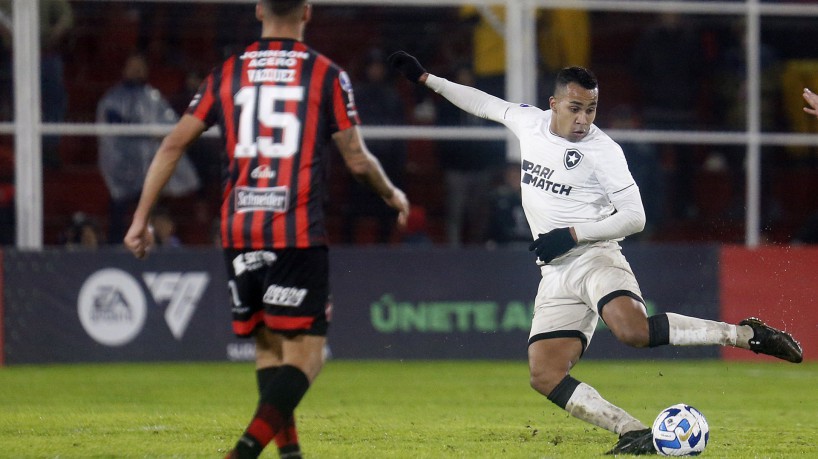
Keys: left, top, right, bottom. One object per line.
{"left": 234, "top": 85, "right": 305, "bottom": 159}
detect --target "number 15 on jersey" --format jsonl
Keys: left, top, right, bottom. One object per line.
{"left": 234, "top": 85, "right": 305, "bottom": 159}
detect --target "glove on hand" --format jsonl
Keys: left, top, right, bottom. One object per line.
{"left": 528, "top": 228, "right": 576, "bottom": 264}
{"left": 387, "top": 51, "right": 426, "bottom": 83}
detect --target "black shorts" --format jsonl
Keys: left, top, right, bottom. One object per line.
{"left": 223, "top": 247, "right": 330, "bottom": 338}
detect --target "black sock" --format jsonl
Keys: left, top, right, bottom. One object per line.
{"left": 546, "top": 374, "right": 581, "bottom": 409}
{"left": 234, "top": 433, "right": 264, "bottom": 459}
{"left": 236, "top": 365, "right": 309, "bottom": 457}
{"left": 648, "top": 313, "right": 670, "bottom": 347}
{"left": 255, "top": 366, "right": 302, "bottom": 457}
{"left": 256, "top": 366, "right": 279, "bottom": 395}
{"left": 278, "top": 444, "right": 302, "bottom": 458}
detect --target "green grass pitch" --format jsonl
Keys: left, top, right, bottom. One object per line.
{"left": 0, "top": 359, "right": 815, "bottom": 457}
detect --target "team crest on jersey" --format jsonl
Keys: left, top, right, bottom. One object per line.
{"left": 563, "top": 148, "right": 584, "bottom": 170}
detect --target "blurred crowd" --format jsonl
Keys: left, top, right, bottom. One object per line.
{"left": 2, "top": 2, "right": 818, "bottom": 247}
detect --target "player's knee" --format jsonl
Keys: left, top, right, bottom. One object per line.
{"left": 529, "top": 367, "right": 565, "bottom": 396}
{"left": 612, "top": 325, "right": 650, "bottom": 348}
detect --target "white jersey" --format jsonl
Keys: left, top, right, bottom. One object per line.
{"left": 425, "top": 74, "right": 645, "bottom": 251}
{"left": 504, "top": 106, "right": 635, "bottom": 237}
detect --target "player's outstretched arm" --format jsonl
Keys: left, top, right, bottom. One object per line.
{"left": 388, "top": 50, "right": 512, "bottom": 123}
{"left": 333, "top": 126, "right": 410, "bottom": 228}
{"left": 804, "top": 88, "right": 818, "bottom": 118}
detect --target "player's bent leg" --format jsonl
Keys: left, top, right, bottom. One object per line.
{"left": 528, "top": 337, "right": 582, "bottom": 396}
{"left": 599, "top": 296, "right": 650, "bottom": 348}
{"left": 529, "top": 337, "right": 648, "bottom": 441}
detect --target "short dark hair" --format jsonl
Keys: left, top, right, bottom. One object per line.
{"left": 261, "top": 0, "right": 306, "bottom": 16}
{"left": 554, "top": 66, "right": 598, "bottom": 93}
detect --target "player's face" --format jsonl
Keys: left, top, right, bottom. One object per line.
{"left": 549, "top": 82, "right": 598, "bottom": 142}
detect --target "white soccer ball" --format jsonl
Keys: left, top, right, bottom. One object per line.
{"left": 651, "top": 403, "right": 710, "bottom": 456}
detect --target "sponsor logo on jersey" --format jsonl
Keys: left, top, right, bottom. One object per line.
{"left": 563, "top": 148, "right": 584, "bottom": 170}
{"left": 234, "top": 186, "right": 289, "bottom": 213}
{"left": 250, "top": 164, "right": 277, "bottom": 180}
{"left": 521, "top": 159, "right": 573, "bottom": 195}
{"left": 263, "top": 284, "right": 308, "bottom": 307}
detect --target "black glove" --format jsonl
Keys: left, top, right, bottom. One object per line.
{"left": 528, "top": 228, "right": 576, "bottom": 264}
{"left": 387, "top": 51, "right": 426, "bottom": 84}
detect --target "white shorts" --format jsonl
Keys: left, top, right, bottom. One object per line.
{"left": 528, "top": 241, "right": 644, "bottom": 353}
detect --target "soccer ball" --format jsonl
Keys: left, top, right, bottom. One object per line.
{"left": 651, "top": 404, "right": 710, "bottom": 456}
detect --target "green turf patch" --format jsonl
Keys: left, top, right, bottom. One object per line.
{"left": 0, "top": 360, "right": 814, "bottom": 457}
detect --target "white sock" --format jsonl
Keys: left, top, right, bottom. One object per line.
{"left": 666, "top": 312, "right": 738, "bottom": 346}
{"left": 565, "top": 383, "right": 647, "bottom": 435}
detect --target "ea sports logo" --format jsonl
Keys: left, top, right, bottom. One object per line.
{"left": 77, "top": 268, "right": 147, "bottom": 346}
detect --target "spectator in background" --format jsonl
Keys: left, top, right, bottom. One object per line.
{"left": 436, "top": 65, "right": 504, "bottom": 246}
{"left": 608, "top": 105, "right": 664, "bottom": 238}
{"left": 712, "top": 20, "right": 781, "bottom": 230}
{"left": 343, "top": 48, "right": 407, "bottom": 244}
{"left": 0, "top": 0, "right": 74, "bottom": 168}
{"left": 97, "top": 53, "right": 199, "bottom": 244}
{"left": 632, "top": 12, "right": 704, "bottom": 220}
{"left": 458, "top": 4, "right": 589, "bottom": 107}
{"left": 150, "top": 206, "right": 181, "bottom": 248}
{"left": 435, "top": 66, "right": 505, "bottom": 246}
{"left": 400, "top": 204, "right": 433, "bottom": 246}
{"left": 485, "top": 162, "right": 529, "bottom": 248}
{"left": 61, "top": 212, "right": 101, "bottom": 249}
{"left": 459, "top": 5, "right": 506, "bottom": 97}
{"left": 536, "top": 6, "right": 590, "bottom": 106}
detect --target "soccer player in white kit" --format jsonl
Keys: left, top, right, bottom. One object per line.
{"left": 389, "top": 51, "right": 803, "bottom": 455}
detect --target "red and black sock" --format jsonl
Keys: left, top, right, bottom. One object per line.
{"left": 235, "top": 365, "right": 309, "bottom": 459}
{"left": 256, "top": 367, "right": 301, "bottom": 457}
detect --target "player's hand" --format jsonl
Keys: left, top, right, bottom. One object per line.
{"left": 384, "top": 187, "right": 410, "bottom": 228}
{"left": 528, "top": 228, "right": 576, "bottom": 264}
{"left": 387, "top": 51, "right": 426, "bottom": 84}
{"left": 804, "top": 88, "right": 818, "bottom": 118}
{"left": 123, "top": 219, "right": 155, "bottom": 260}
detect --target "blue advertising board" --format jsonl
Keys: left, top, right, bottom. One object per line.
{"left": 0, "top": 245, "right": 720, "bottom": 364}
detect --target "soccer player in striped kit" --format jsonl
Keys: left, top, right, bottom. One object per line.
{"left": 124, "top": 2, "right": 409, "bottom": 458}
{"left": 389, "top": 51, "right": 802, "bottom": 455}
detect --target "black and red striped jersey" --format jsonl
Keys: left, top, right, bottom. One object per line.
{"left": 187, "top": 38, "right": 360, "bottom": 249}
